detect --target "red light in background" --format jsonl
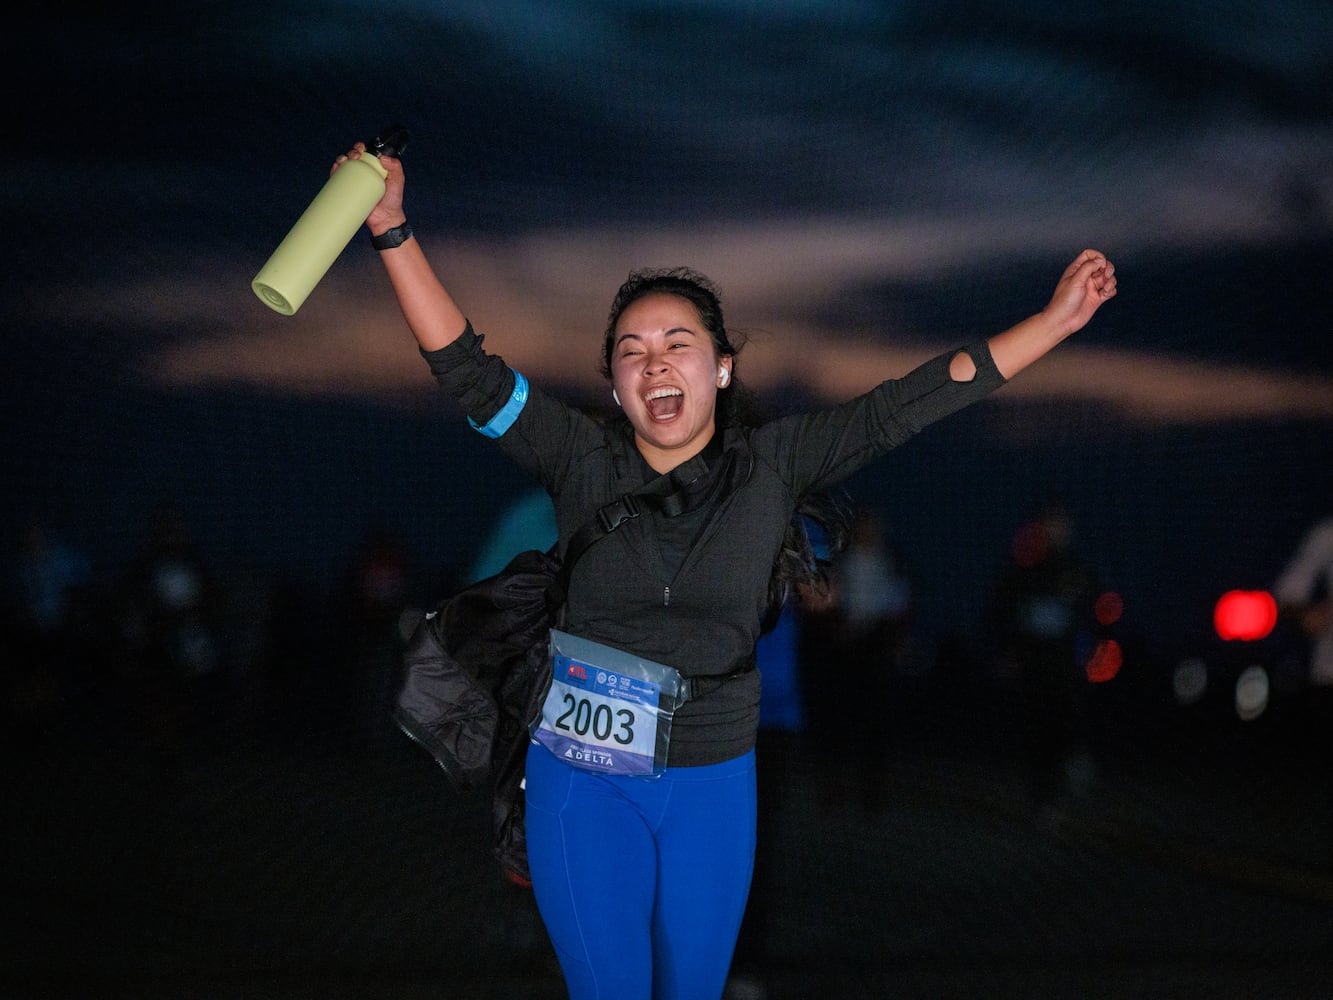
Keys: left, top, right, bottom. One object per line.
{"left": 1213, "top": 590, "right": 1277, "bottom": 642}
{"left": 1094, "top": 591, "right": 1124, "bottom": 626}
{"left": 1085, "top": 639, "right": 1122, "bottom": 683}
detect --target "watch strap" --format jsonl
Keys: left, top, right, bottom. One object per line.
{"left": 371, "top": 223, "right": 413, "bottom": 251}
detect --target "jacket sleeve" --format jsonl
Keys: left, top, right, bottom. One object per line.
{"left": 753, "top": 340, "right": 1007, "bottom": 496}
{"left": 421, "top": 321, "right": 604, "bottom": 495}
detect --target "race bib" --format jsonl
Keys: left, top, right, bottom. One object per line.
{"left": 531, "top": 630, "right": 686, "bottom": 778}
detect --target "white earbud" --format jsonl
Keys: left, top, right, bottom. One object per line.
{"left": 718, "top": 366, "right": 730, "bottom": 388}
{"left": 612, "top": 389, "right": 621, "bottom": 407}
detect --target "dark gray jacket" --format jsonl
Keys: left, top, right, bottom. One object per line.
{"left": 427, "top": 324, "right": 1006, "bottom": 766}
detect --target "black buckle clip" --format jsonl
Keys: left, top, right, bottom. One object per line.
{"left": 597, "top": 494, "right": 641, "bottom": 534}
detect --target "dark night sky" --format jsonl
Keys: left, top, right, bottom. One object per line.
{"left": 8, "top": 2, "right": 1333, "bottom": 658}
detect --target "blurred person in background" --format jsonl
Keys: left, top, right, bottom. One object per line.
{"left": 1273, "top": 513, "right": 1333, "bottom": 869}
{"left": 465, "top": 487, "right": 558, "bottom": 584}
{"left": 731, "top": 518, "right": 835, "bottom": 995}
{"left": 8, "top": 517, "right": 94, "bottom": 746}
{"left": 991, "top": 498, "right": 1103, "bottom": 818}
{"left": 1274, "top": 514, "right": 1333, "bottom": 694}
{"left": 117, "top": 504, "right": 225, "bottom": 773}
{"left": 812, "top": 507, "right": 916, "bottom": 815}
{"left": 340, "top": 518, "right": 416, "bottom": 745}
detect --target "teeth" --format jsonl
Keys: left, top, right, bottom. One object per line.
{"left": 645, "top": 387, "right": 682, "bottom": 401}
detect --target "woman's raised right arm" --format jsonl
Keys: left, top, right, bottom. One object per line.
{"left": 335, "top": 142, "right": 467, "bottom": 352}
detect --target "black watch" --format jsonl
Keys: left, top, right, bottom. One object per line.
{"left": 371, "top": 223, "right": 413, "bottom": 251}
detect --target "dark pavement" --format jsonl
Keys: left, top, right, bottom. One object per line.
{"left": 5, "top": 663, "right": 1333, "bottom": 1000}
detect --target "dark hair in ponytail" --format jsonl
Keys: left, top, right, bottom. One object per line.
{"left": 763, "top": 492, "right": 850, "bottom": 631}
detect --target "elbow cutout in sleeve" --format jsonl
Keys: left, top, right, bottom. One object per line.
{"left": 949, "top": 349, "right": 978, "bottom": 382}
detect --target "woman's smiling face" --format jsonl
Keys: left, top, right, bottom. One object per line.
{"left": 610, "top": 292, "right": 732, "bottom": 473}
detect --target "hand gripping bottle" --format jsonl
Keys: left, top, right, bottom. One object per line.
{"left": 251, "top": 125, "right": 410, "bottom": 315}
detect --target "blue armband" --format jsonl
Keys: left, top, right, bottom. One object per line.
{"left": 468, "top": 371, "right": 529, "bottom": 439}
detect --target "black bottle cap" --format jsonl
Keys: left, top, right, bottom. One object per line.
{"left": 369, "top": 124, "right": 410, "bottom": 158}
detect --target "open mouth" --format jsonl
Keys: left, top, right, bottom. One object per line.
{"left": 644, "top": 386, "right": 683, "bottom": 421}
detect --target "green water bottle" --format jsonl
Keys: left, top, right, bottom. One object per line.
{"left": 252, "top": 125, "right": 410, "bottom": 315}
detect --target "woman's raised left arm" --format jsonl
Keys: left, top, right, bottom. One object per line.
{"left": 949, "top": 249, "right": 1117, "bottom": 382}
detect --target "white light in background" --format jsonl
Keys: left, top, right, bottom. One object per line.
{"left": 1234, "top": 664, "right": 1270, "bottom": 721}
{"left": 1172, "top": 657, "right": 1208, "bottom": 706}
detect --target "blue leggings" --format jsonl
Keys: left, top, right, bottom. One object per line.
{"left": 524, "top": 742, "right": 757, "bottom": 1000}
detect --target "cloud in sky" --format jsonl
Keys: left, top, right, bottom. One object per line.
{"left": 104, "top": 203, "right": 1331, "bottom": 428}
{"left": 18, "top": 2, "right": 1332, "bottom": 433}
{"left": 23, "top": 2, "right": 1333, "bottom": 233}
